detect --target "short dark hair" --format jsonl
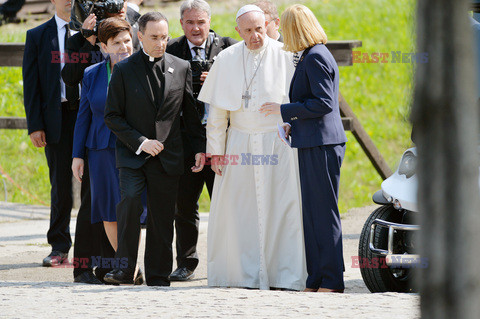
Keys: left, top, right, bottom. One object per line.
{"left": 138, "top": 12, "right": 168, "bottom": 33}
{"left": 97, "top": 17, "right": 132, "bottom": 45}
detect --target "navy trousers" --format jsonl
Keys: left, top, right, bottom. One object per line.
{"left": 297, "top": 143, "right": 346, "bottom": 290}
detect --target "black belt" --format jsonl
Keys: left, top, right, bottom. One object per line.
{"left": 62, "top": 100, "right": 79, "bottom": 111}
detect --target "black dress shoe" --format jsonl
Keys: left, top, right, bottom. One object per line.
{"left": 74, "top": 271, "right": 104, "bottom": 285}
{"left": 42, "top": 251, "right": 68, "bottom": 267}
{"left": 104, "top": 269, "right": 135, "bottom": 285}
{"left": 168, "top": 267, "right": 194, "bottom": 281}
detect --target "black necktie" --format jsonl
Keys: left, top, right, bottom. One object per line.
{"left": 64, "top": 24, "right": 79, "bottom": 106}
{"left": 192, "top": 46, "right": 202, "bottom": 59}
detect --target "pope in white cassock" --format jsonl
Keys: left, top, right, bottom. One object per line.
{"left": 198, "top": 5, "right": 307, "bottom": 290}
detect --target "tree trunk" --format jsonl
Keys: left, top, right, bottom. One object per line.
{"left": 412, "top": 0, "right": 480, "bottom": 318}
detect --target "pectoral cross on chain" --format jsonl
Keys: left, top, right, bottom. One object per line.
{"left": 242, "top": 90, "right": 251, "bottom": 108}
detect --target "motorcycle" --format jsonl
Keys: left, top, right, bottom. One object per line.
{"left": 358, "top": 148, "right": 420, "bottom": 293}
{"left": 358, "top": 146, "right": 480, "bottom": 292}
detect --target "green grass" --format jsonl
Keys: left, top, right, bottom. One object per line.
{"left": 0, "top": 0, "right": 415, "bottom": 212}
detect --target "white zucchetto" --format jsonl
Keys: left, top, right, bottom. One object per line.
{"left": 235, "top": 4, "right": 264, "bottom": 20}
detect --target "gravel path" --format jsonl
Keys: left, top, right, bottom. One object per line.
{"left": 0, "top": 202, "right": 419, "bottom": 318}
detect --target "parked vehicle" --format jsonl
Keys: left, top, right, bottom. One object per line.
{"left": 358, "top": 148, "right": 420, "bottom": 293}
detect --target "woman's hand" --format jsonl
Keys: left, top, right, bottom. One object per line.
{"left": 72, "top": 158, "right": 84, "bottom": 183}
{"left": 280, "top": 123, "right": 291, "bottom": 139}
{"left": 259, "top": 102, "right": 281, "bottom": 116}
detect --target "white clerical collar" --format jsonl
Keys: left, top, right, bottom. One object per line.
{"left": 54, "top": 13, "right": 69, "bottom": 31}
{"left": 142, "top": 48, "right": 158, "bottom": 62}
{"left": 245, "top": 36, "right": 269, "bottom": 54}
{"left": 187, "top": 39, "right": 207, "bottom": 51}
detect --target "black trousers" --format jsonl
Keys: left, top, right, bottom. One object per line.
{"left": 72, "top": 157, "right": 115, "bottom": 278}
{"left": 0, "top": 0, "right": 25, "bottom": 17}
{"left": 175, "top": 152, "right": 214, "bottom": 271}
{"left": 44, "top": 108, "right": 77, "bottom": 254}
{"left": 116, "top": 158, "right": 179, "bottom": 286}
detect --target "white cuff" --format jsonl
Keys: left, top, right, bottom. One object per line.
{"left": 284, "top": 122, "right": 291, "bottom": 127}
{"left": 136, "top": 139, "right": 148, "bottom": 155}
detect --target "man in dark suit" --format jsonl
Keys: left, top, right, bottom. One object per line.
{"left": 62, "top": 0, "right": 140, "bottom": 88}
{"left": 22, "top": 0, "right": 101, "bottom": 283}
{"left": 104, "top": 12, "right": 206, "bottom": 286}
{"left": 61, "top": 0, "right": 141, "bottom": 284}
{"left": 165, "top": 0, "right": 236, "bottom": 281}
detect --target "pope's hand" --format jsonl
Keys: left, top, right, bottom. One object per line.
{"left": 191, "top": 153, "right": 205, "bottom": 173}
{"left": 259, "top": 102, "right": 281, "bottom": 116}
{"left": 211, "top": 155, "right": 223, "bottom": 176}
{"left": 72, "top": 158, "right": 84, "bottom": 183}
{"left": 200, "top": 71, "right": 208, "bottom": 84}
{"left": 29, "top": 130, "right": 46, "bottom": 148}
{"left": 141, "top": 139, "right": 164, "bottom": 156}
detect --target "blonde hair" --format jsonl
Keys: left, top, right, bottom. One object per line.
{"left": 281, "top": 4, "right": 327, "bottom": 52}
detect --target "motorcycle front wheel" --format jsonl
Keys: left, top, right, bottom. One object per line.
{"left": 358, "top": 204, "right": 415, "bottom": 293}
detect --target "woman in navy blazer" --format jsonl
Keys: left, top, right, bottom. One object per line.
{"left": 72, "top": 18, "right": 134, "bottom": 252}
{"left": 260, "top": 4, "right": 347, "bottom": 292}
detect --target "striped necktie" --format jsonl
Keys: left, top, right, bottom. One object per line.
{"left": 293, "top": 52, "right": 300, "bottom": 67}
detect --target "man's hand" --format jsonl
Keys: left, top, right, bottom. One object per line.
{"left": 280, "top": 123, "right": 291, "bottom": 139}
{"left": 72, "top": 158, "right": 84, "bottom": 183}
{"left": 211, "top": 155, "right": 224, "bottom": 176}
{"left": 259, "top": 102, "right": 281, "bottom": 116}
{"left": 200, "top": 71, "right": 208, "bottom": 84}
{"left": 130, "top": 0, "right": 143, "bottom": 5}
{"left": 191, "top": 153, "right": 205, "bottom": 173}
{"left": 82, "top": 13, "right": 97, "bottom": 46}
{"left": 29, "top": 130, "right": 46, "bottom": 148}
{"left": 141, "top": 139, "right": 164, "bottom": 156}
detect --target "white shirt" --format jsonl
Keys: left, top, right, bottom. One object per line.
{"left": 127, "top": 2, "right": 139, "bottom": 12}
{"left": 54, "top": 14, "right": 69, "bottom": 102}
{"left": 187, "top": 39, "right": 207, "bottom": 60}
{"left": 54, "top": 14, "right": 79, "bottom": 102}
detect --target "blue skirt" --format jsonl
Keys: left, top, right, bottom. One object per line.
{"left": 87, "top": 148, "right": 148, "bottom": 224}
{"left": 88, "top": 148, "right": 120, "bottom": 224}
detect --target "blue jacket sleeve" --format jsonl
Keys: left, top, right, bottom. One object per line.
{"left": 72, "top": 73, "right": 93, "bottom": 159}
{"left": 281, "top": 52, "right": 336, "bottom": 122}
{"left": 22, "top": 30, "right": 44, "bottom": 135}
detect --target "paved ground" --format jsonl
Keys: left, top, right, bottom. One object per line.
{"left": 0, "top": 202, "right": 419, "bottom": 318}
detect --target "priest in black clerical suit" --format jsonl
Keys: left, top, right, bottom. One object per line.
{"left": 104, "top": 12, "right": 206, "bottom": 286}
{"left": 164, "top": 0, "right": 236, "bottom": 281}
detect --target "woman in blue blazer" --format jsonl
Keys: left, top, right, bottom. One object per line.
{"left": 260, "top": 4, "right": 347, "bottom": 292}
{"left": 72, "top": 18, "right": 134, "bottom": 252}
